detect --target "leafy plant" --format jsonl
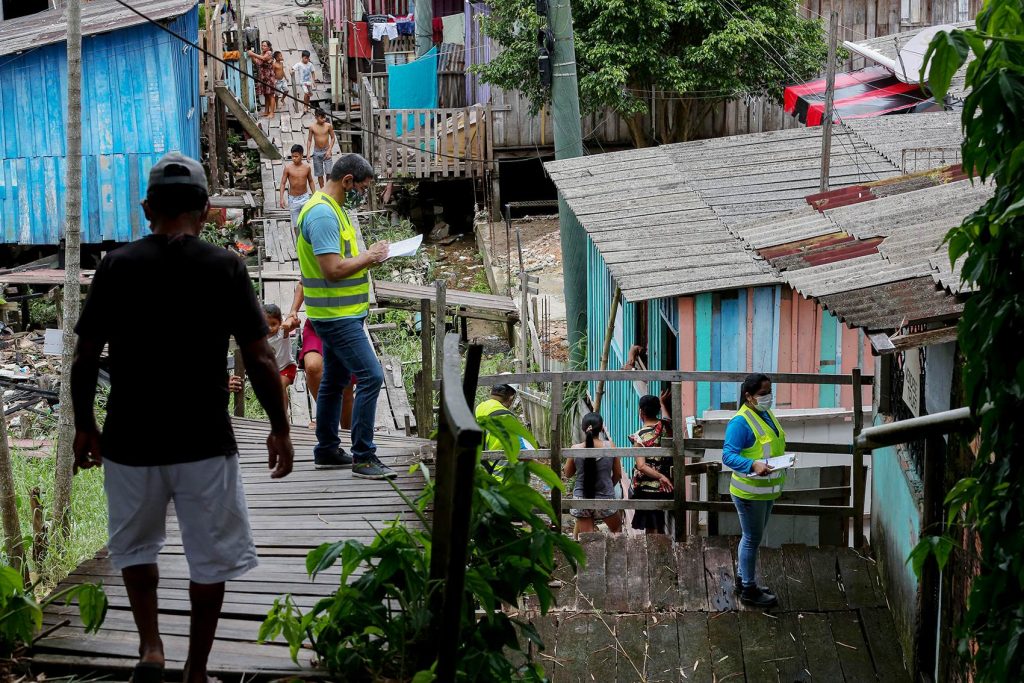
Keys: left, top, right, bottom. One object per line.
{"left": 0, "top": 564, "right": 107, "bottom": 658}
{"left": 911, "top": 2, "right": 1024, "bottom": 679}
{"left": 259, "top": 415, "right": 581, "bottom": 681}
{"left": 475, "top": 0, "right": 830, "bottom": 145}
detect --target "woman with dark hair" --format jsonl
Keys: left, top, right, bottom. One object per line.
{"left": 246, "top": 40, "right": 276, "bottom": 118}
{"left": 628, "top": 394, "right": 674, "bottom": 534}
{"left": 564, "top": 412, "right": 622, "bottom": 538}
{"left": 723, "top": 373, "right": 787, "bottom": 608}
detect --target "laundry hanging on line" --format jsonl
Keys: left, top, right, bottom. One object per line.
{"left": 388, "top": 46, "right": 439, "bottom": 137}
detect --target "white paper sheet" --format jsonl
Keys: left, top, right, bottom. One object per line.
{"left": 386, "top": 234, "right": 423, "bottom": 260}
{"left": 754, "top": 453, "right": 795, "bottom": 474}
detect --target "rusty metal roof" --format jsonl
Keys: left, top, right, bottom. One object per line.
{"left": 545, "top": 111, "right": 963, "bottom": 302}
{"left": 733, "top": 173, "right": 991, "bottom": 333}
{"left": 0, "top": 0, "right": 197, "bottom": 57}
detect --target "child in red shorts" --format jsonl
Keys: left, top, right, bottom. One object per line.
{"left": 264, "top": 304, "right": 297, "bottom": 389}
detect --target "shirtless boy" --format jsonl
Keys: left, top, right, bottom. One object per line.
{"left": 306, "top": 110, "right": 337, "bottom": 188}
{"left": 279, "top": 144, "right": 315, "bottom": 226}
{"left": 272, "top": 51, "right": 287, "bottom": 109}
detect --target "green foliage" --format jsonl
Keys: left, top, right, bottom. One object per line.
{"left": 200, "top": 222, "right": 233, "bottom": 249}
{"left": 912, "top": 2, "right": 1024, "bottom": 678}
{"left": 260, "top": 419, "right": 581, "bottom": 681}
{"left": 28, "top": 298, "right": 57, "bottom": 328}
{"left": 0, "top": 564, "right": 107, "bottom": 657}
{"left": 475, "top": 0, "right": 830, "bottom": 144}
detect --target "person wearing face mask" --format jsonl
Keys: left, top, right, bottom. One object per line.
{"left": 722, "top": 372, "right": 786, "bottom": 608}
{"left": 295, "top": 154, "right": 393, "bottom": 478}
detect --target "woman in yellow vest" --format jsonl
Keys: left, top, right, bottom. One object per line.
{"left": 723, "top": 373, "right": 786, "bottom": 608}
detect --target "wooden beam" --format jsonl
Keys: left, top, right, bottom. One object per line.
{"left": 214, "top": 86, "right": 282, "bottom": 159}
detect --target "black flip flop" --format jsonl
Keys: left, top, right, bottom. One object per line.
{"left": 131, "top": 661, "right": 165, "bottom": 683}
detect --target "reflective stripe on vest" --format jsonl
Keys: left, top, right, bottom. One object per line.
{"left": 729, "top": 405, "right": 787, "bottom": 501}
{"left": 295, "top": 192, "right": 369, "bottom": 319}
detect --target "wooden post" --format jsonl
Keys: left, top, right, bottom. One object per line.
{"left": 819, "top": 6, "right": 840, "bottom": 192}
{"left": 851, "top": 367, "right": 866, "bottom": 548}
{"left": 291, "top": 70, "right": 301, "bottom": 113}
{"left": 233, "top": 348, "right": 246, "bottom": 417}
{"left": 419, "top": 298, "right": 433, "bottom": 433}
{"left": 706, "top": 465, "right": 720, "bottom": 536}
{"left": 671, "top": 381, "right": 687, "bottom": 542}
{"left": 593, "top": 285, "right": 622, "bottom": 413}
{"left": 550, "top": 379, "right": 564, "bottom": 533}
{"left": 917, "top": 432, "right": 946, "bottom": 679}
{"left": 434, "top": 280, "right": 446, "bottom": 378}
{"left": 0, "top": 391, "right": 26, "bottom": 578}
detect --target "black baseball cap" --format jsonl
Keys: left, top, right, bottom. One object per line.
{"left": 148, "top": 152, "right": 208, "bottom": 192}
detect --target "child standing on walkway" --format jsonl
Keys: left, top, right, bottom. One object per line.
{"left": 306, "top": 110, "right": 337, "bottom": 188}
{"left": 564, "top": 412, "right": 622, "bottom": 538}
{"left": 264, "top": 304, "right": 297, "bottom": 390}
{"left": 280, "top": 144, "right": 315, "bottom": 226}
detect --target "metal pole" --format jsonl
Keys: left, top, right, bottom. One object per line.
{"left": 547, "top": 0, "right": 586, "bottom": 366}
{"left": 819, "top": 7, "right": 840, "bottom": 193}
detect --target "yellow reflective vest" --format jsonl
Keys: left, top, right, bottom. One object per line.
{"left": 728, "top": 405, "right": 787, "bottom": 501}
{"left": 296, "top": 192, "right": 370, "bottom": 319}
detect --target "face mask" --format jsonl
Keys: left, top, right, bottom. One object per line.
{"left": 346, "top": 188, "right": 365, "bottom": 206}
{"left": 755, "top": 393, "right": 774, "bottom": 410}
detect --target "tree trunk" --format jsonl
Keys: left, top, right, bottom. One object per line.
{"left": 0, "top": 392, "right": 26, "bottom": 577}
{"left": 624, "top": 111, "right": 651, "bottom": 148}
{"left": 53, "top": 0, "right": 83, "bottom": 535}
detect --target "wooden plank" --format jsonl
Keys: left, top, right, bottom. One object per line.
{"left": 677, "top": 612, "right": 714, "bottom": 683}
{"left": 807, "top": 546, "right": 846, "bottom": 611}
{"left": 704, "top": 536, "right": 736, "bottom": 612}
{"left": 614, "top": 614, "right": 647, "bottom": 683}
{"left": 737, "top": 610, "right": 782, "bottom": 682}
{"left": 554, "top": 614, "right": 590, "bottom": 683}
{"left": 837, "top": 546, "right": 885, "bottom": 609}
{"left": 625, "top": 534, "right": 649, "bottom": 612}
{"left": 531, "top": 614, "right": 559, "bottom": 679}
{"left": 603, "top": 531, "right": 629, "bottom": 612}
{"left": 586, "top": 613, "right": 617, "bottom": 683}
{"left": 707, "top": 612, "right": 745, "bottom": 681}
{"left": 574, "top": 532, "right": 606, "bottom": 611}
{"left": 799, "top": 611, "right": 845, "bottom": 681}
{"left": 645, "top": 612, "right": 681, "bottom": 683}
{"left": 647, "top": 533, "right": 679, "bottom": 611}
{"left": 829, "top": 610, "right": 878, "bottom": 681}
{"left": 676, "top": 541, "right": 709, "bottom": 611}
{"left": 758, "top": 546, "right": 790, "bottom": 609}
{"left": 776, "top": 612, "right": 813, "bottom": 682}
{"left": 859, "top": 606, "right": 911, "bottom": 682}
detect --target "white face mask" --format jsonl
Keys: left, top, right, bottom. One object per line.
{"left": 755, "top": 393, "right": 774, "bottom": 410}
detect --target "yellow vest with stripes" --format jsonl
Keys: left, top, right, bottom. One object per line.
{"left": 729, "top": 405, "right": 787, "bottom": 501}
{"left": 296, "top": 192, "right": 370, "bottom": 319}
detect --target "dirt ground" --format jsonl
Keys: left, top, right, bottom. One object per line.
{"left": 428, "top": 233, "right": 510, "bottom": 346}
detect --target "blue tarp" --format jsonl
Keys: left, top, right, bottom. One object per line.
{"left": 388, "top": 47, "right": 438, "bottom": 136}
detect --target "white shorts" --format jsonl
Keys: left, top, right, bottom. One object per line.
{"left": 103, "top": 456, "right": 258, "bottom": 584}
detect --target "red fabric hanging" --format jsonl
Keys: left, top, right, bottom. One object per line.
{"left": 432, "top": 17, "right": 443, "bottom": 44}
{"left": 348, "top": 21, "right": 372, "bottom": 59}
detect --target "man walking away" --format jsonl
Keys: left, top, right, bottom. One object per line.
{"left": 295, "top": 153, "right": 392, "bottom": 478}
{"left": 71, "top": 153, "right": 294, "bottom": 683}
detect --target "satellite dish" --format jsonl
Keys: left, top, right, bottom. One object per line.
{"left": 894, "top": 24, "right": 958, "bottom": 84}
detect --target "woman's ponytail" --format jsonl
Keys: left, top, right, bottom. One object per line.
{"left": 580, "top": 412, "right": 604, "bottom": 500}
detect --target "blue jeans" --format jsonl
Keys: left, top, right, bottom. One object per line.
{"left": 311, "top": 317, "right": 383, "bottom": 463}
{"left": 732, "top": 495, "right": 774, "bottom": 587}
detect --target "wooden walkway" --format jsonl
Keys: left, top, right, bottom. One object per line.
{"left": 527, "top": 533, "right": 909, "bottom": 682}
{"left": 33, "top": 419, "right": 430, "bottom": 679}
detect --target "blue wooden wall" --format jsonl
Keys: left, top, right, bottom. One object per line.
{"left": 0, "top": 7, "right": 200, "bottom": 245}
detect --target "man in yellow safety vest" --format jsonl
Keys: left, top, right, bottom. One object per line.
{"left": 295, "top": 154, "right": 393, "bottom": 478}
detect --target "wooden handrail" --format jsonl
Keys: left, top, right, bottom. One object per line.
{"left": 437, "top": 369, "right": 873, "bottom": 388}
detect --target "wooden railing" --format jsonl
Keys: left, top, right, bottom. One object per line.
{"left": 469, "top": 369, "right": 871, "bottom": 547}
{"left": 430, "top": 334, "right": 483, "bottom": 680}
{"left": 360, "top": 75, "right": 492, "bottom": 179}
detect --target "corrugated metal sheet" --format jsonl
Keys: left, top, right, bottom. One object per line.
{"left": 737, "top": 176, "right": 988, "bottom": 331}
{"left": 0, "top": 0, "right": 197, "bottom": 57}
{"left": 0, "top": 6, "right": 200, "bottom": 244}
{"left": 546, "top": 112, "right": 963, "bottom": 303}
{"left": 849, "top": 22, "right": 974, "bottom": 101}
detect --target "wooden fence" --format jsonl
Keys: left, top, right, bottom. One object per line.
{"left": 360, "top": 76, "right": 494, "bottom": 179}
{"left": 470, "top": 369, "right": 871, "bottom": 548}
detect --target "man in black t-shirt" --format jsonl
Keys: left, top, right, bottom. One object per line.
{"left": 71, "top": 153, "right": 294, "bottom": 683}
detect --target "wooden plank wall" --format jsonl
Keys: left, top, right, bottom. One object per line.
{"left": 478, "top": 0, "right": 981, "bottom": 150}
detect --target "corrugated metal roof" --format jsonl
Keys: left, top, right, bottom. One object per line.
{"left": 0, "top": 0, "right": 197, "bottom": 57}
{"left": 849, "top": 22, "right": 975, "bottom": 102}
{"left": 735, "top": 175, "right": 990, "bottom": 331}
{"left": 0, "top": 6, "right": 200, "bottom": 244}
{"left": 545, "top": 112, "right": 964, "bottom": 302}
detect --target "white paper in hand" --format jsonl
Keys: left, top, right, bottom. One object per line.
{"left": 386, "top": 234, "right": 423, "bottom": 260}
{"left": 756, "top": 454, "right": 795, "bottom": 475}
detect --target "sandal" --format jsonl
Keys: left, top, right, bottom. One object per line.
{"left": 130, "top": 661, "right": 165, "bottom": 683}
